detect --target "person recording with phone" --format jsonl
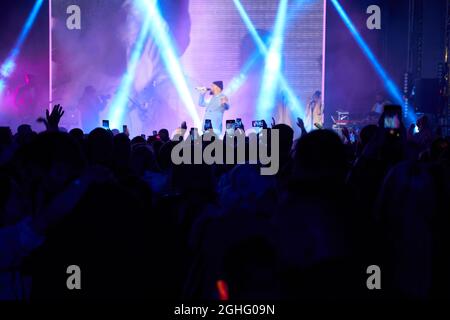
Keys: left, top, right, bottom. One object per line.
{"left": 372, "top": 104, "right": 407, "bottom": 165}
{"left": 197, "top": 81, "right": 230, "bottom": 134}
{"left": 407, "top": 115, "right": 434, "bottom": 152}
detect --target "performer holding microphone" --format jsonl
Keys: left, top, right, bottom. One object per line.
{"left": 197, "top": 81, "right": 230, "bottom": 134}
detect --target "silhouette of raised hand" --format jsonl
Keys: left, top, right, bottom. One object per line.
{"left": 37, "top": 104, "right": 65, "bottom": 131}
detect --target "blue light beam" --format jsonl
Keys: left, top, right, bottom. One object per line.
{"left": 141, "top": 0, "right": 201, "bottom": 128}
{"left": 331, "top": 0, "right": 415, "bottom": 122}
{"left": 0, "top": 0, "right": 44, "bottom": 96}
{"left": 108, "top": 3, "right": 152, "bottom": 129}
{"left": 256, "top": 0, "right": 288, "bottom": 120}
{"left": 232, "top": 0, "right": 304, "bottom": 119}
{"left": 0, "top": 0, "right": 44, "bottom": 78}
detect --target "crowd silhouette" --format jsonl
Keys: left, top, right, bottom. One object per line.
{"left": 0, "top": 104, "right": 449, "bottom": 301}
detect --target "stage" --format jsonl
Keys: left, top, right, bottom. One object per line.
{"left": 48, "top": 0, "right": 326, "bottom": 137}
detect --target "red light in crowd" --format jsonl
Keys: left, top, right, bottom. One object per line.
{"left": 216, "top": 279, "right": 229, "bottom": 301}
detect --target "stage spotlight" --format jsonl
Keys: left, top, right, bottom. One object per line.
{"left": 330, "top": 0, "right": 415, "bottom": 123}
{"left": 0, "top": 59, "right": 16, "bottom": 79}
{"left": 108, "top": 5, "right": 152, "bottom": 129}
{"left": 256, "top": 0, "right": 288, "bottom": 120}
{"left": 140, "top": 0, "right": 201, "bottom": 128}
{"left": 232, "top": 0, "right": 304, "bottom": 120}
{"left": 0, "top": 0, "right": 44, "bottom": 79}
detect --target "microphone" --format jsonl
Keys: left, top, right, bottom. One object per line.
{"left": 195, "top": 86, "right": 211, "bottom": 92}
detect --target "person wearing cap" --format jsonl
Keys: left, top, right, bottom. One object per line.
{"left": 198, "top": 81, "right": 230, "bottom": 134}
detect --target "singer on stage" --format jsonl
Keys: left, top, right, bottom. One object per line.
{"left": 198, "top": 81, "right": 230, "bottom": 133}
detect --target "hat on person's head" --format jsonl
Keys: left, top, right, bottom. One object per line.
{"left": 212, "top": 81, "right": 223, "bottom": 91}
